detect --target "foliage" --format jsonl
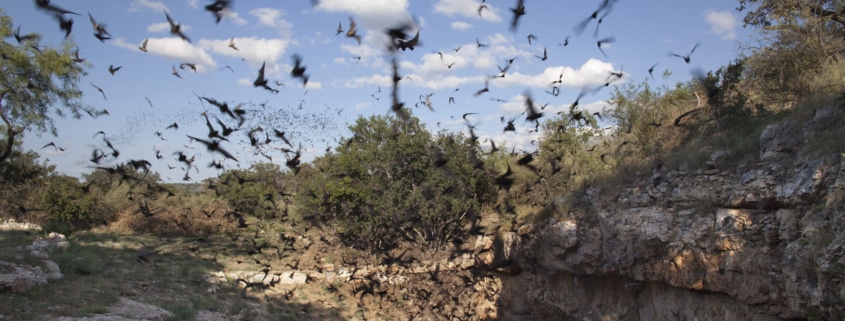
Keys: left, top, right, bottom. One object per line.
{"left": 296, "top": 114, "right": 495, "bottom": 250}
{"left": 0, "top": 11, "right": 91, "bottom": 163}
{"left": 0, "top": 148, "right": 53, "bottom": 219}
{"left": 212, "top": 163, "right": 290, "bottom": 220}
{"left": 738, "top": 0, "right": 845, "bottom": 107}
{"left": 35, "top": 174, "right": 104, "bottom": 231}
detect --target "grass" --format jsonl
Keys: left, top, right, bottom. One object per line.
{"left": 0, "top": 228, "right": 353, "bottom": 320}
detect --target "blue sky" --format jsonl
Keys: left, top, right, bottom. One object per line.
{"left": 4, "top": 0, "right": 751, "bottom": 183}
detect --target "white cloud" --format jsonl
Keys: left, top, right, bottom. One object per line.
{"left": 704, "top": 10, "right": 738, "bottom": 40}
{"left": 354, "top": 101, "right": 371, "bottom": 111}
{"left": 223, "top": 10, "right": 248, "bottom": 25}
{"left": 342, "top": 74, "right": 393, "bottom": 88}
{"left": 450, "top": 21, "right": 472, "bottom": 31}
{"left": 186, "top": 0, "right": 199, "bottom": 8}
{"left": 147, "top": 22, "right": 170, "bottom": 33}
{"left": 493, "top": 58, "right": 621, "bottom": 89}
{"left": 434, "top": 0, "right": 502, "bottom": 23}
{"left": 305, "top": 81, "right": 322, "bottom": 90}
{"left": 339, "top": 43, "right": 387, "bottom": 68}
{"left": 249, "top": 8, "right": 293, "bottom": 37}
{"left": 113, "top": 37, "right": 216, "bottom": 73}
{"left": 316, "top": 0, "right": 415, "bottom": 49}
{"left": 197, "top": 37, "right": 291, "bottom": 68}
{"left": 147, "top": 22, "right": 192, "bottom": 33}
{"left": 130, "top": 0, "right": 168, "bottom": 13}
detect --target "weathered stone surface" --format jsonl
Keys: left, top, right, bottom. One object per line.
{"left": 107, "top": 297, "right": 174, "bottom": 321}
{"left": 279, "top": 271, "right": 307, "bottom": 284}
{"left": 51, "top": 297, "right": 173, "bottom": 321}
{"left": 0, "top": 261, "right": 50, "bottom": 293}
{"left": 500, "top": 107, "right": 845, "bottom": 320}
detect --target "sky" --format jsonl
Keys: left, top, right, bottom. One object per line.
{"left": 3, "top": 0, "right": 752, "bottom": 183}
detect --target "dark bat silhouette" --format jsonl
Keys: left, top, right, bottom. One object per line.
{"left": 253, "top": 62, "right": 276, "bottom": 93}
{"left": 597, "top": 36, "right": 615, "bottom": 58}
{"left": 648, "top": 62, "right": 658, "bottom": 80}
{"left": 290, "top": 54, "right": 309, "bottom": 86}
{"left": 91, "top": 83, "right": 106, "bottom": 100}
{"left": 35, "top": 0, "right": 79, "bottom": 16}
{"left": 509, "top": 0, "right": 526, "bottom": 32}
{"left": 108, "top": 64, "right": 121, "bottom": 75}
{"left": 204, "top": 0, "right": 231, "bottom": 24}
{"left": 53, "top": 13, "right": 73, "bottom": 39}
{"left": 165, "top": 11, "right": 190, "bottom": 43}
{"left": 188, "top": 135, "right": 238, "bottom": 162}
{"left": 670, "top": 42, "right": 700, "bottom": 64}
{"left": 88, "top": 13, "right": 110, "bottom": 42}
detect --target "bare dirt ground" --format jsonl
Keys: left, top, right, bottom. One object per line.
{"left": 0, "top": 211, "right": 510, "bottom": 321}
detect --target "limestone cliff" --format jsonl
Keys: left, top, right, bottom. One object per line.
{"left": 497, "top": 106, "right": 845, "bottom": 320}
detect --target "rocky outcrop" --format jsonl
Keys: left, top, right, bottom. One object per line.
{"left": 0, "top": 220, "right": 65, "bottom": 293}
{"left": 500, "top": 106, "right": 845, "bottom": 320}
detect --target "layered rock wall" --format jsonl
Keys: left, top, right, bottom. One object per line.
{"left": 498, "top": 107, "right": 845, "bottom": 320}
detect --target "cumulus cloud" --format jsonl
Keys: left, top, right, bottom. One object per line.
{"left": 316, "top": 0, "right": 415, "bottom": 49}
{"left": 222, "top": 10, "right": 248, "bottom": 25}
{"left": 704, "top": 10, "right": 738, "bottom": 40}
{"left": 434, "top": 0, "right": 502, "bottom": 23}
{"left": 130, "top": 0, "right": 168, "bottom": 13}
{"left": 451, "top": 21, "right": 472, "bottom": 31}
{"left": 493, "top": 58, "right": 622, "bottom": 89}
{"left": 198, "top": 37, "right": 291, "bottom": 65}
{"left": 342, "top": 74, "right": 393, "bottom": 88}
{"left": 111, "top": 37, "right": 216, "bottom": 73}
{"left": 147, "top": 22, "right": 169, "bottom": 33}
{"left": 354, "top": 101, "right": 372, "bottom": 111}
{"left": 249, "top": 8, "right": 294, "bottom": 37}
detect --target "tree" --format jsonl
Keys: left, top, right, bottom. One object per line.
{"left": 737, "top": 0, "right": 845, "bottom": 106}
{"left": 0, "top": 11, "right": 91, "bottom": 163}
{"left": 296, "top": 114, "right": 495, "bottom": 250}
{"left": 214, "top": 163, "right": 288, "bottom": 220}
{"left": 0, "top": 148, "right": 54, "bottom": 219}
{"left": 738, "top": 0, "right": 845, "bottom": 32}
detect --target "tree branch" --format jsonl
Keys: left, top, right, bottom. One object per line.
{"left": 0, "top": 91, "right": 17, "bottom": 163}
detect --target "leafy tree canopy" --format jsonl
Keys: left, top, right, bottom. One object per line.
{"left": 0, "top": 10, "right": 91, "bottom": 163}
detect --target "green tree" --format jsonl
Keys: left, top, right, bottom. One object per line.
{"left": 36, "top": 174, "right": 104, "bottom": 230}
{"left": 214, "top": 163, "right": 288, "bottom": 219}
{"left": 0, "top": 148, "right": 54, "bottom": 219}
{"left": 0, "top": 11, "right": 91, "bottom": 163}
{"left": 297, "top": 114, "right": 495, "bottom": 250}
{"left": 737, "top": 0, "right": 845, "bottom": 106}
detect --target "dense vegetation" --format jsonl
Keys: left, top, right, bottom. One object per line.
{"left": 1, "top": 0, "right": 844, "bottom": 254}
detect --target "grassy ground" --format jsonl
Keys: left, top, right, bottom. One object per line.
{"left": 1, "top": 215, "right": 500, "bottom": 321}
{"left": 0, "top": 227, "right": 354, "bottom": 320}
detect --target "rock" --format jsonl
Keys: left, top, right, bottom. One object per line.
{"left": 50, "top": 298, "right": 173, "bottom": 321}
{"left": 0, "top": 219, "right": 42, "bottom": 232}
{"left": 759, "top": 122, "right": 801, "bottom": 161}
{"left": 106, "top": 297, "right": 173, "bottom": 321}
{"left": 499, "top": 121, "right": 845, "bottom": 320}
{"left": 279, "top": 271, "right": 307, "bottom": 284}
{"left": 43, "top": 260, "right": 62, "bottom": 280}
{"left": 195, "top": 310, "right": 230, "bottom": 321}
{"left": 0, "top": 261, "right": 49, "bottom": 293}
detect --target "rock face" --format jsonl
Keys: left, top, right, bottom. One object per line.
{"left": 0, "top": 261, "right": 51, "bottom": 293}
{"left": 499, "top": 107, "right": 845, "bottom": 320}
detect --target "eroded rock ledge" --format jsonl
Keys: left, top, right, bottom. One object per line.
{"left": 499, "top": 108, "right": 845, "bottom": 320}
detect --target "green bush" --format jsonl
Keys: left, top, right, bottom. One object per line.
{"left": 296, "top": 113, "right": 495, "bottom": 250}
{"left": 212, "top": 163, "right": 289, "bottom": 220}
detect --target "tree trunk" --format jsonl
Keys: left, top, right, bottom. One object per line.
{"left": 0, "top": 92, "right": 16, "bottom": 163}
